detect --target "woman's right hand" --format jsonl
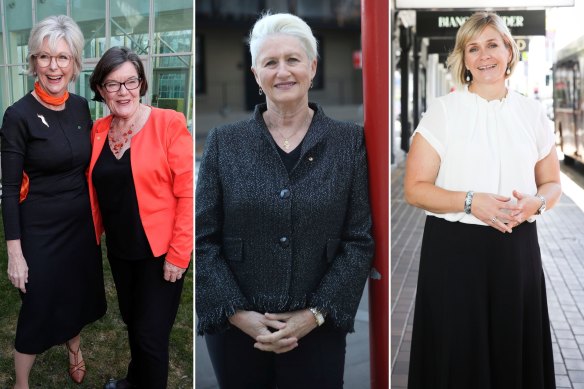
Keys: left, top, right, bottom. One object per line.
{"left": 471, "top": 192, "right": 520, "bottom": 233}
{"left": 7, "top": 240, "right": 28, "bottom": 293}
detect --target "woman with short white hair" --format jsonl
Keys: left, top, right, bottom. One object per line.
{"left": 1, "top": 15, "right": 106, "bottom": 387}
{"left": 196, "top": 12, "right": 374, "bottom": 388}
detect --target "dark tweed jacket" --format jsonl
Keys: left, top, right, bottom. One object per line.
{"left": 195, "top": 102, "right": 374, "bottom": 335}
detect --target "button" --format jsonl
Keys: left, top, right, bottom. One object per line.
{"left": 279, "top": 189, "right": 290, "bottom": 199}
{"left": 279, "top": 236, "right": 289, "bottom": 248}
{"left": 308, "top": 156, "right": 314, "bottom": 162}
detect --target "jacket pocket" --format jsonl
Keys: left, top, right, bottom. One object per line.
{"left": 326, "top": 238, "right": 341, "bottom": 263}
{"left": 223, "top": 238, "right": 243, "bottom": 262}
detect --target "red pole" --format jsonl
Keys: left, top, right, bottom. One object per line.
{"left": 361, "top": 0, "right": 389, "bottom": 388}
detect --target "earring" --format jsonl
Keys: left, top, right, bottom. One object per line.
{"left": 465, "top": 69, "right": 471, "bottom": 82}
{"left": 506, "top": 66, "right": 511, "bottom": 75}
{"left": 310, "top": 80, "right": 314, "bottom": 89}
{"left": 258, "top": 87, "right": 263, "bottom": 96}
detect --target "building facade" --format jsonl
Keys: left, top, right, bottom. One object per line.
{"left": 196, "top": 0, "right": 362, "bottom": 114}
{"left": 0, "top": 0, "right": 193, "bottom": 126}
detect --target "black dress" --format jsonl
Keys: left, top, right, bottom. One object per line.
{"left": 0, "top": 92, "right": 107, "bottom": 354}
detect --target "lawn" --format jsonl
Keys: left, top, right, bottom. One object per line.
{"left": 0, "top": 212, "right": 193, "bottom": 388}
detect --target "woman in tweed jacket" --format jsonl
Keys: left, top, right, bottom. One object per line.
{"left": 196, "top": 12, "right": 374, "bottom": 388}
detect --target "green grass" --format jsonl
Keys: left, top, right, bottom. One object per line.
{"left": 0, "top": 213, "right": 193, "bottom": 388}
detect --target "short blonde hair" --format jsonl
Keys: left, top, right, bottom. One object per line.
{"left": 248, "top": 12, "right": 318, "bottom": 69}
{"left": 27, "top": 15, "right": 84, "bottom": 81}
{"left": 447, "top": 11, "right": 519, "bottom": 86}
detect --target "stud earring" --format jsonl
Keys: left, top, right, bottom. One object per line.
{"left": 258, "top": 87, "right": 263, "bottom": 96}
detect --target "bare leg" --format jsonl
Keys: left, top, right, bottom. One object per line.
{"left": 14, "top": 350, "right": 35, "bottom": 389}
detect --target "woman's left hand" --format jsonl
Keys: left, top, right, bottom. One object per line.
{"left": 254, "top": 309, "right": 318, "bottom": 354}
{"left": 506, "top": 190, "right": 542, "bottom": 228}
{"left": 163, "top": 260, "right": 186, "bottom": 282}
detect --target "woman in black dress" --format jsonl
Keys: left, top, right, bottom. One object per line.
{"left": 1, "top": 15, "right": 106, "bottom": 387}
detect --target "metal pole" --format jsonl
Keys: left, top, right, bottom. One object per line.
{"left": 361, "top": 0, "right": 389, "bottom": 388}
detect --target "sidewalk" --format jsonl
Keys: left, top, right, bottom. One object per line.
{"left": 391, "top": 158, "right": 584, "bottom": 388}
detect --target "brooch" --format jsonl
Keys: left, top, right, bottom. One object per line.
{"left": 37, "top": 114, "right": 49, "bottom": 128}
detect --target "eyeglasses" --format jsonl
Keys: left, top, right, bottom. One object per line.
{"left": 102, "top": 78, "right": 142, "bottom": 93}
{"left": 34, "top": 53, "right": 72, "bottom": 68}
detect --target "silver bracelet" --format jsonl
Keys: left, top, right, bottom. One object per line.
{"left": 464, "top": 191, "right": 474, "bottom": 214}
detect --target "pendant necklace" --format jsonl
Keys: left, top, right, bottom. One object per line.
{"left": 269, "top": 110, "right": 312, "bottom": 151}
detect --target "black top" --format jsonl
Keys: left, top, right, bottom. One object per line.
{"left": 92, "top": 144, "right": 153, "bottom": 260}
{"left": 196, "top": 102, "right": 374, "bottom": 335}
{"left": 276, "top": 141, "right": 303, "bottom": 173}
{"left": 0, "top": 93, "right": 93, "bottom": 239}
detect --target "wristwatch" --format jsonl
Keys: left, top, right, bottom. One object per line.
{"left": 309, "top": 307, "right": 325, "bottom": 326}
{"left": 535, "top": 195, "right": 546, "bottom": 215}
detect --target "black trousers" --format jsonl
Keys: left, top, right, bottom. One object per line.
{"left": 205, "top": 322, "right": 347, "bottom": 389}
{"left": 109, "top": 255, "right": 186, "bottom": 389}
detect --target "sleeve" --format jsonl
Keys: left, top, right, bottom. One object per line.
{"left": 164, "top": 112, "right": 194, "bottom": 268}
{"left": 195, "top": 128, "right": 250, "bottom": 335}
{"left": 413, "top": 98, "right": 448, "bottom": 159}
{"left": 308, "top": 128, "right": 375, "bottom": 332}
{"left": 534, "top": 104, "right": 555, "bottom": 161}
{"left": 0, "top": 106, "right": 27, "bottom": 240}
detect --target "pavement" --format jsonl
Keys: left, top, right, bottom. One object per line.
{"left": 194, "top": 104, "right": 373, "bottom": 389}
{"left": 391, "top": 150, "right": 584, "bottom": 388}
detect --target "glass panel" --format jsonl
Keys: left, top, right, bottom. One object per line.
{"left": 9, "top": 66, "right": 35, "bottom": 102}
{"left": 151, "top": 55, "right": 192, "bottom": 125}
{"left": 72, "top": 0, "right": 107, "bottom": 59}
{"left": 110, "top": 0, "right": 150, "bottom": 54}
{"left": 36, "top": 0, "right": 67, "bottom": 22}
{"left": 154, "top": 0, "right": 193, "bottom": 54}
{"left": 4, "top": 0, "right": 33, "bottom": 65}
{"left": 0, "top": 13, "right": 4, "bottom": 65}
{"left": 0, "top": 68, "right": 8, "bottom": 119}
{"left": 74, "top": 66, "right": 105, "bottom": 121}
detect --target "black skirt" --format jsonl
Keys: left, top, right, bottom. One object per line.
{"left": 408, "top": 216, "right": 555, "bottom": 389}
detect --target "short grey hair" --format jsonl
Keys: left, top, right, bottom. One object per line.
{"left": 27, "top": 15, "right": 84, "bottom": 81}
{"left": 249, "top": 12, "right": 318, "bottom": 68}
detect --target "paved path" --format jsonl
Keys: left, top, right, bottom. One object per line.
{"left": 391, "top": 159, "right": 584, "bottom": 388}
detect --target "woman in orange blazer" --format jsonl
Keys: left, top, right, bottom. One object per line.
{"left": 87, "top": 46, "right": 193, "bottom": 389}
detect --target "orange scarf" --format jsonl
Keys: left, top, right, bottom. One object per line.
{"left": 34, "top": 81, "right": 69, "bottom": 106}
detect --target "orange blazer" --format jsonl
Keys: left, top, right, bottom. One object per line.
{"left": 88, "top": 107, "right": 193, "bottom": 268}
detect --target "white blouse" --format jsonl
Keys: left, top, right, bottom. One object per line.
{"left": 413, "top": 86, "right": 555, "bottom": 225}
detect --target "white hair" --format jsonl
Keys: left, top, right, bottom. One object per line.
{"left": 249, "top": 12, "right": 318, "bottom": 68}
{"left": 27, "top": 15, "right": 84, "bottom": 81}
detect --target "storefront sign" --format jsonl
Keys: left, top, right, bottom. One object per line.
{"left": 416, "top": 10, "right": 546, "bottom": 37}
{"left": 397, "top": 0, "right": 572, "bottom": 8}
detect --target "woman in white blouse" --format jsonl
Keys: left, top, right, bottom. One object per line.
{"left": 404, "top": 11, "right": 561, "bottom": 389}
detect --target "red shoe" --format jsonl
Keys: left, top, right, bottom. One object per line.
{"left": 65, "top": 341, "right": 86, "bottom": 384}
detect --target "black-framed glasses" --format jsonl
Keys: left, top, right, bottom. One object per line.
{"left": 34, "top": 52, "right": 72, "bottom": 68}
{"left": 102, "top": 78, "right": 142, "bottom": 93}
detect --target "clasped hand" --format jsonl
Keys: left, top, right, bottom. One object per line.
{"left": 471, "top": 190, "right": 542, "bottom": 233}
{"left": 229, "top": 309, "right": 318, "bottom": 354}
